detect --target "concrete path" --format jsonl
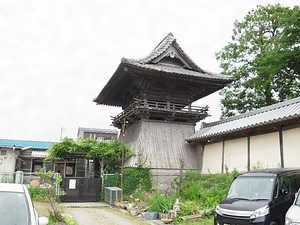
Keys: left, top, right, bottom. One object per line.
{"left": 61, "top": 202, "right": 164, "bottom": 225}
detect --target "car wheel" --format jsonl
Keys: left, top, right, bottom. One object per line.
{"left": 270, "top": 222, "right": 278, "bottom": 225}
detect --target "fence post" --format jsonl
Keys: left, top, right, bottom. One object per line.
{"left": 15, "top": 171, "right": 23, "bottom": 184}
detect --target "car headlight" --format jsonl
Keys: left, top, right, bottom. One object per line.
{"left": 215, "top": 204, "right": 222, "bottom": 215}
{"left": 250, "top": 205, "right": 269, "bottom": 219}
{"left": 285, "top": 217, "right": 292, "bottom": 225}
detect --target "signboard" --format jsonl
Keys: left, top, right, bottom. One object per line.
{"left": 69, "top": 179, "right": 76, "bottom": 189}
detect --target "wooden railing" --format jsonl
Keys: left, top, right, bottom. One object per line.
{"left": 112, "top": 98, "right": 208, "bottom": 125}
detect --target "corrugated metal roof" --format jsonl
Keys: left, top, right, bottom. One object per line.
{"left": 31, "top": 150, "right": 49, "bottom": 158}
{"left": 187, "top": 96, "right": 300, "bottom": 142}
{"left": 78, "top": 127, "right": 119, "bottom": 134}
{"left": 0, "top": 139, "right": 53, "bottom": 149}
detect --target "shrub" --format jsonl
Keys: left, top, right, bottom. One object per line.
{"left": 147, "top": 192, "right": 177, "bottom": 213}
{"left": 179, "top": 170, "right": 238, "bottom": 210}
{"left": 179, "top": 200, "right": 201, "bottom": 215}
{"left": 48, "top": 215, "right": 77, "bottom": 225}
{"left": 123, "top": 167, "right": 152, "bottom": 196}
{"left": 28, "top": 187, "right": 48, "bottom": 202}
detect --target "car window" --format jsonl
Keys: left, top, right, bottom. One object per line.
{"left": 295, "top": 191, "right": 300, "bottom": 206}
{"left": 282, "top": 176, "right": 291, "bottom": 194}
{"left": 291, "top": 175, "right": 300, "bottom": 193}
{"left": 0, "top": 192, "right": 30, "bottom": 225}
{"left": 227, "top": 176, "right": 275, "bottom": 200}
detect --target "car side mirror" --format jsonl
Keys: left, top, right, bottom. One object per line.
{"left": 39, "top": 216, "right": 49, "bottom": 225}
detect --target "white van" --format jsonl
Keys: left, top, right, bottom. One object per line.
{"left": 285, "top": 189, "right": 300, "bottom": 225}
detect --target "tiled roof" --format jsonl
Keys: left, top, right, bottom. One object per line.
{"left": 78, "top": 127, "right": 118, "bottom": 134}
{"left": 0, "top": 139, "right": 53, "bottom": 149}
{"left": 93, "top": 33, "right": 233, "bottom": 106}
{"left": 186, "top": 96, "right": 300, "bottom": 142}
{"left": 121, "top": 58, "right": 232, "bottom": 82}
{"left": 125, "top": 33, "right": 205, "bottom": 72}
{"left": 122, "top": 32, "right": 232, "bottom": 82}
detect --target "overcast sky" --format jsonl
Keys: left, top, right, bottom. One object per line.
{"left": 0, "top": 0, "right": 298, "bottom": 142}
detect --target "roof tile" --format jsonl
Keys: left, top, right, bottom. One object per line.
{"left": 187, "top": 96, "right": 300, "bottom": 142}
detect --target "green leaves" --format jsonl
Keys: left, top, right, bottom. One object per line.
{"left": 46, "top": 138, "right": 133, "bottom": 174}
{"left": 46, "top": 138, "right": 79, "bottom": 159}
{"left": 217, "top": 4, "right": 300, "bottom": 117}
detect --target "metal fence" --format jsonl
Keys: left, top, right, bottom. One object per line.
{"left": 0, "top": 171, "right": 60, "bottom": 196}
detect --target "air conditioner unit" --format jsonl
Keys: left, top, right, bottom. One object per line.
{"left": 104, "top": 187, "right": 122, "bottom": 205}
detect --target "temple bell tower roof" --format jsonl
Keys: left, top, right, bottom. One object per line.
{"left": 93, "top": 33, "right": 233, "bottom": 108}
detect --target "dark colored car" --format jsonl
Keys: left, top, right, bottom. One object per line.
{"left": 214, "top": 168, "right": 300, "bottom": 225}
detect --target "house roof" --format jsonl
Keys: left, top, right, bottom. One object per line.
{"left": 186, "top": 96, "right": 300, "bottom": 143}
{"left": 0, "top": 139, "right": 53, "bottom": 150}
{"left": 93, "top": 33, "right": 233, "bottom": 106}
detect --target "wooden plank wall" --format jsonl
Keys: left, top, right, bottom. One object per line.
{"left": 124, "top": 119, "right": 199, "bottom": 170}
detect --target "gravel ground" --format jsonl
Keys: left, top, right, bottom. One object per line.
{"left": 34, "top": 202, "right": 163, "bottom": 225}
{"left": 63, "top": 206, "right": 150, "bottom": 225}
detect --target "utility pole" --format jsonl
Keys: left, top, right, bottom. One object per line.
{"left": 60, "top": 127, "right": 66, "bottom": 141}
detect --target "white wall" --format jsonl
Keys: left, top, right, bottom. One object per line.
{"left": 283, "top": 127, "right": 300, "bottom": 167}
{"left": 224, "top": 137, "right": 248, "bottom": 172}
{"left": 200, "top": 127, "right": 300, "bottom": 174}
{"left": 202, "top": 142, "right": 222, "bottom": 174}
{"left": 250, "top": 132, "right": 281, "bottom": 169}
{"left": 0, "top": 148, "right": 16, "bottom": 173}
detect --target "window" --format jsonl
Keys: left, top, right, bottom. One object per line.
{"left": 65, "top": 163, "right": 75, "bottom": 177}
{"left": 282, "top": 176, "right": 291, "bottom": 194}
{"left": 76, "top": 159, "right": 85, "bottom": 177}
{"left": 1, "top": 150, "right": 6, "bottom": 155}
{"left": 0, "top": 192, "right": 29, "bottom": 224}
{"left": 32, "top": 160, "right": 43, "bottom": 172}
{"left": 227, "top": 176, "right": 275, "bottom": 200}
{"left": 291, "top": 175, "right": 300, "bottom": 193}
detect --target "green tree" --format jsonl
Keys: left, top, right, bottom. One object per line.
{"left": 216, "top": 4, "right": 300, "bottom": 117}
{"left": 81, "top": 138, "right": 133, "bottom": 176}
{"left": 47, "top": 138, "right": 80, "bottom": 159}
{"left": 47, "top": 138, "right": 133, "bottom": 176}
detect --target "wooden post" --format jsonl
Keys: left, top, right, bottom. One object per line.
{"left": 121, "top": 117, "right": 126, "bottom": 191}
{"left": 279, "top": 128, "right": 284, "bottom": 168}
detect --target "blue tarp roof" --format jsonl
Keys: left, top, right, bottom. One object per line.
{"left": 0, "top": 139, "right": 53, "bottom": 149}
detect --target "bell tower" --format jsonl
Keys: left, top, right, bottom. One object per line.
{"left": 94, "top": 33, "right": 233, "bottom": 190}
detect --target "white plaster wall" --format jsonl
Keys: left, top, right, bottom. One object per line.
{"left": 283, "top": 127, "right": 300, "bottom": 167}
{"left": 224, "top": 137, "right": 248, "bottom": 173}
{"left": 250, "top": 132, "right": 281, "bottom": 169}
{"left": 0, "top": 149, "right": 16, "bottom": 173}
{"left": 202, "top": 142, "right": 223, "bottom": 174}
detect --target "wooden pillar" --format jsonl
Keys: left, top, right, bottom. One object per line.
{"left": 279, "top": 128, "right": 284, "bottom": 168}
{"left": 196, "top": 143, "right": 205, "bottom": 174}
{"left": 247, "top": 135, "right": 250, "bottom": 171}
{"left": 221, "top": 140, "right": 225, "bottom": 173}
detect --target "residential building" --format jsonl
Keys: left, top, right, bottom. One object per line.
{"left": 0, "top": 139, "right": 52, "bottom": 174}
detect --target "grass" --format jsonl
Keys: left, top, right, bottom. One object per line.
{"left": 34, "top": 201, "right": 77, "bottom": 225}
{"left": 178, "top": 218, "right": 214, "bottom": 224}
